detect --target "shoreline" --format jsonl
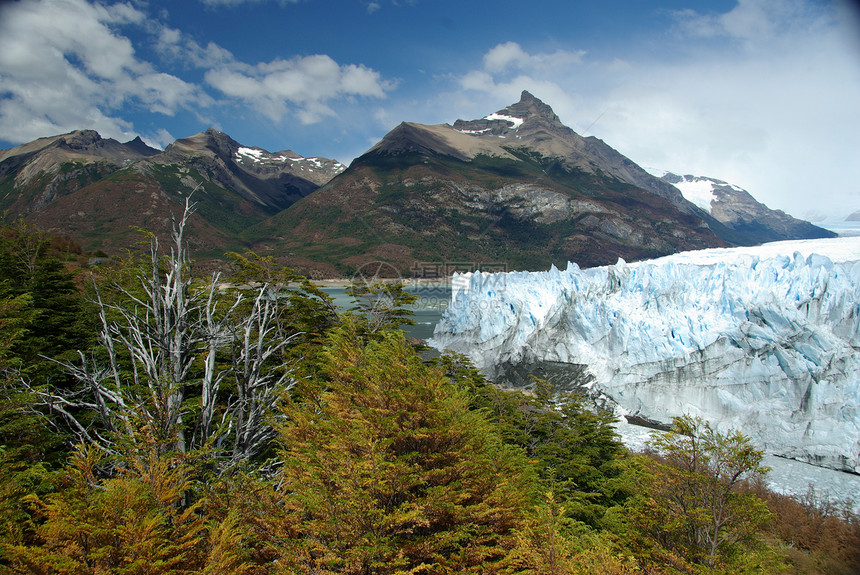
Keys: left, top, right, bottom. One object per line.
{"left": 312, "top": 278, "right": 453, "bottom": 289}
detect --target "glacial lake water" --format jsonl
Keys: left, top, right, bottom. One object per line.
{"left": 320, "top": 282, "right": 860, "bottom": 510}
{"left": 319, "top": 282, "right": 451, "bottom": 341}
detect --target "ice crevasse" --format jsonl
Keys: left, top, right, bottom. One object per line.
{"left": 430, "top": 237, "right": 860, "bottom": 473}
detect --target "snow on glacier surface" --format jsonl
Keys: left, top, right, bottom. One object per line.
{"left": 431, "top": 237, "right": 860, "bottom": 474}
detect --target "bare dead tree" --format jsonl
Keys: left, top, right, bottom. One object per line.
{"left": 228, "top": 285, "right": 298, "bottom": 464}
{"left": 29, "top": 197, "right": 297, "bottom": 469}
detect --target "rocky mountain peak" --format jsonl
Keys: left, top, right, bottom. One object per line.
{"left": 58, "top": 129, "right": 104, "bottom": 151}
{"left": 451, "top": 91, "right": 563, "bottom": 136}
{"left": 166, "top": 129, "right": 238, "bottom": 159}
{"left": 122, "top": 136, "right": 160, "bottom": 157}
{"left": 503, "top": 90, "right": 562, "bottom": 126}
{"left": 203, "top": 129, "right": 242, "bottom": 157}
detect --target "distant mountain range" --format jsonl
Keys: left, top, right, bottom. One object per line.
{"left": 0, "top": 128, "right": 344, "bottom": 259}
{"left": 0, "top": 91, "right": 834, "bottom": 276}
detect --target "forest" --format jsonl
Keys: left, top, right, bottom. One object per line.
{"left": 1, "top": 203, "right": 858, "bottom": 574}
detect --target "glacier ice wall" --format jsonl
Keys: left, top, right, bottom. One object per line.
{"left": 431, "top": 238, "right": 860, "bottom": 473}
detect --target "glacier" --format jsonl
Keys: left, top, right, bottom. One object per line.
{"left": 430, "top": 237, "right": 860, "bottom": 474}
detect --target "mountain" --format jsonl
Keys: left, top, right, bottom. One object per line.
{"left": 250, "top": 91, "right": 728, "bottom": 277}
{"left": 0, "top": 130, "right": 159, "bottom": 213}
{"left": 153, "top": 129, "right": 345, "bottom": 208}
{"left": 431, "top": 237, "right": 860, "bottom": 473}
{"left": 847, "top": 210, "right": 860, "bottom": 222}
{"left": 1, "top": 94, "right": 835, "bottom": 275}
{"left": 451, "top": 92, "right": 692, "bottom": 209}
{"left": 661, "top": 173, "right": 836, "bottom": 243}
{"left": 0, "top": 129, "right": 344, "bottom": 258}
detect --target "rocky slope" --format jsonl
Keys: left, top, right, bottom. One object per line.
{"left": 149, "top": 129, "right": 345, "bottom": 210}
{"left": 0, "top": 129, "right": 344, "bottom": 258}
{"left": 662, "top": 173, "right": 835, "bottom": 244}
{"left": 250, "top": 92, "right": 727, "bottom": 276}
{"left": 0, "top": 130, "right": 159, "bottom": 213}
{"left": 452, "top": 92, "right": 691, "bottom": 209}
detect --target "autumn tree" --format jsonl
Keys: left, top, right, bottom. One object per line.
{"left": 435, "top": 353, "right": 629, "bottom": 526}
{"left": 638, "top": 415, "right": 773, "bottom": 569}
{"left": 1, "top": 419, "right": 252, "bottom": 574}
{"left": 346, "top": 278, "right": 417, "bottom": 334}
{"left": 269, "top": 322, "right": 533, "bottom": 574}
{"left": 510, "top": 491, "right": 637, "bottom": 575}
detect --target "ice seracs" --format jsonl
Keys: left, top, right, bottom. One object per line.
{"left": 430, "top": 237, "right": 860, "bottom": 473}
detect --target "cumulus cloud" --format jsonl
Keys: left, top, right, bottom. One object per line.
{"left": 0, "top": 0, "right": 391, "bottom": 145}
{"left": 155, "top": 26, "right": 235, "bottom": 68}
{"left": 457, "top": 1, "right": 860, "bottom": 219}
{"left": 482, "top": 41, "right": 585, "bottom": 74}
{"left": 205, "top": 55, "right": 393, "bottom": 123}
{"left": 0, "top": 0, "right": 209, "bottom": 143}
{"left": 197, "top": 0, "right": 299, "bottom": 6}
{"left": 482, "top": 42, "right": 531, "bottom": 72}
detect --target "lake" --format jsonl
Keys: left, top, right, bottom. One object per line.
{"left": 319, "top": 282, "right": 451, "bottom": 341}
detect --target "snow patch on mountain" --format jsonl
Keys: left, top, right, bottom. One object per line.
{"left": 483, "top": 113, "right": 524, "bottom": 129}
{"left": 456, "top": 128, "right": 492, "bottom": 135}
{"left": 236, "top": 147, "right": 345, "bottom": 172}
{"left": 237, "top": 146, "right": 265, "bottom": 161}
{"left": 673, "top": 176, "right": 718, "bottom": 211}
{"left": 431, "top": 237, "right": 860, "bottom": 473}
{"left": 667, "top": 174, "right": 746, "bottom": 213}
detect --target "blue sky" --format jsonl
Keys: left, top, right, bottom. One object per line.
{"left": 1, "top": 0, "right": 859, "bottom": 220}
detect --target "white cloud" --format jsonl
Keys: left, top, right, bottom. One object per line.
{"left": 459, "top": 70, "right": 496, "bottom": 93}
{"left": 481, "top": 41, "right": 585, "bottom": 75}
{"left": 197, "top": 0, "right": 300, "bottom": 6}
{"left": 0, "top": 0, "right": 209, "bottom": 143}
{"left": 483, "top": 42, "right": 530, "bottom": 72}
{"left": 154, "top": 25, "right": 236, "bottom": 69}
{"left": 141, "top": 128, "right": 175, "bottom": 150}
{"left": 457, "top": 1, "right": 860, "bottom": 219}
{"left": 205, "top": 54, "right": 392, "bottom": 123}
{"left": 367, "top": 2, "right": 381, "bottom": 14}
{"left": 672, "top": 0, "right": 826, "bottom": 42}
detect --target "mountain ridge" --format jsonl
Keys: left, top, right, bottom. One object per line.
{"left": 0, "top": 128, "right": 345, "bottom": 259}
{"left": 662, "top": 172, "right": 835, "bottom": 243}
{"left": 251, "top": 91, "right": 729, "bottom": 276}
{"left": 0, "top": 92, "right": 833, "bottom": 275}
